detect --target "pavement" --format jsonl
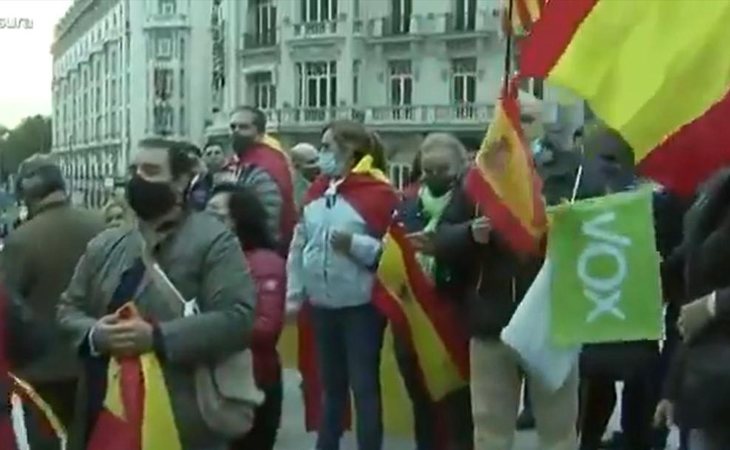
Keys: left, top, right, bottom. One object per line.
{"left": 275, "top": 370, "right": 681, "bottom": 450}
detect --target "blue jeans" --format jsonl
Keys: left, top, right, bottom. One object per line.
{"left": 311, "top": 303, "right": 386, "bottom": 450}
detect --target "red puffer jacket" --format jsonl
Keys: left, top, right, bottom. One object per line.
{"left": 245, "top": 249, "right": 286, "bottom": 387}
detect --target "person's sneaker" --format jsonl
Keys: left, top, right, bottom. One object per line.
{"left": 516, "top": 409, "right": 536, "bottom": 430}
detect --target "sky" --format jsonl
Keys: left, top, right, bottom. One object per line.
{"left": 0, "top": 0, "right": 73, "bottom": 129}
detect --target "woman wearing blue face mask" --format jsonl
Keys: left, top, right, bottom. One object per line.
{"left": 286, "top": 120, "right": 398, "bottom": 450}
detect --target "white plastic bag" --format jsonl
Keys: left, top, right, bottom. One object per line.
{"left": 501, "top": 257, "right": 581, "bottom": 392}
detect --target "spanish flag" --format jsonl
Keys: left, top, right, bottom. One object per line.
{"left": 520, "top": 0, "right": 730, "bottom": 197}
{"left": 87, "top": 304, "right": 181, "bottom": 450}
{"left": 465, "top": 82, "right": 547, "bottom": 255}
{"left": 502, "top": 0, "right": 545, "bottom": 36}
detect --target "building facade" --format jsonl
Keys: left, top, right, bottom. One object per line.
{"left": 51, "top": 0, "right": 215, "bottom": 208}
{"left": 219, "top": 0, "right": 582, "bottom": 189}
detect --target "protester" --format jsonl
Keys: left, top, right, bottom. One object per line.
{"left": 290, "top": 142, "right": 320, "bottom": 207}
{"left": 656, "top": 167, "right": 730, "bottom": 450}
{"left": 286, "top": 120, "right": 398, "bottom": 450}
{"left": 102, "top": 198, "right": 130, "bottom": 229}
{"left": 411, "top": 138, "right": 575, "bottom": 449}
{"left": 0, "top": 155, "right": 104, "bottom": 434}
{"left": 57, "top": 138, "right": 258, "bottom": 450}
{"left": 206, "top": 184, "right": 285, "bottom": 450}
{"left": 575, "top": 126, "right": 685, "bottom": 450}
{"left": 229, "top": 106, "right": 297, "bottom": 252}
{"left": 396, "top": 132, "right": 472, "bottom": 450}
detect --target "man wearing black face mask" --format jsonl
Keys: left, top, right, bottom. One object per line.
{"left": 395, "top": 132, "right": 473, "bottom": 450}
{"left": 57, "top": 138, "right": 258, "bottom": 450}
{"left": 229, "top": 106, "right": 297, "bottom": 255}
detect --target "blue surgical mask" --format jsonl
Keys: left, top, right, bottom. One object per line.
{"left": 318, "top": 152, "right": 344, "bottom": 177}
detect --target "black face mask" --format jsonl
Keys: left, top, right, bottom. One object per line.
{"left": 424, "top": 176, "right": 454, "bottom": 197}
{"left": 125, "top": 175, "right": 178, "bottom": 222}
{"left": 232, "top": 133, "right": 255, "bottom": 154}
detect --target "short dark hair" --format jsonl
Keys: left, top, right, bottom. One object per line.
{"left": 209, "top": 183, "right": 276, "bottom": 251}
{"left": 138, "top": 138, "right": 198, "bottom": 178}
{"left": 230, "top": 105, "right": 267, "bottom": 133}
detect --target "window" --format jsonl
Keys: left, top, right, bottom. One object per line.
{"left": 389, "top": 163, "right": 412, "bottom": 190}
{"left": 153, "top": 68, "right": 173, "bottom": 101}
{"left": 390, "top": 0, "right": 412, "bottom": 34}
{"left": 179, "top": 106, "right": 185, "bottom": 135}
{"left": 110, "top": 49, "right": 117, "bottom": 72}
{"left": 452, "top": 58, "right": 477, "bottom": 118}
{"left": 300, "top": 0, "right": 337, "bottom": 22}
{"left": 154, "top": 105, "right": 174, "bottom": 135}
{"left": 157, "top": 36, "right": 172, "bottom": 58}
{"left": 159, "top": 0, "right": 176, "bottom": 15}
{"left": 451, "top": 58, "right": 477, "bottom": 103}
{"left": 295, "top": 61, "right": 337, "bottom": 121}
{"left": 110, "top": 79, "right": 117, "bottom": 106}
{"left": 353, "top": 60, "right": 360, "bottom": 105}
{"left": 110, "top": 111, "right": 117, "bottom": 136}
{"left": 519, "top": 77, "right": 544, "bottom": 100}
{"left": 179, "top": 68, "right": 185, "bottom": 98}
{"left": 453, "top": 0, "right": 477, "bottom": 31}
{"left": 388, "top": 60, "right": 413, "bottom": 119}
{"left": 251, "top": 72, "right": 276, "bottom": 110}
{"left": 255, "top": 0, "right": 277, "bottom": 45}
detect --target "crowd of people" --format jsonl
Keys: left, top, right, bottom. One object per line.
{"left": 0, "top": 105, "right": 729, "bottom": 450}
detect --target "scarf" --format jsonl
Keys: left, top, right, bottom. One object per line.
{"left": 417, "top": 186, "right": 452, "bottom": 278}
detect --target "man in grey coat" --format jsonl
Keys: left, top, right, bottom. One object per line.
{"left": 0, "top": 155, "right": 104, "bottom": 432}
{"left": 57, "top": 138, "right": 257, "bottom": 450}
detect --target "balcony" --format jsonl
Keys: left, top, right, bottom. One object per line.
{"left": 242, "top": 30, "right": 278, "bottom": 51}
{"left": 144, "top": 13, "right": 188, "bottom": 30}
{"left": 292, "top": 20, "right": 338, "bottom": 38}
{"left": 266, "top": 104, "right": 493, "bottom": 132}
{"left": 437, "top": 10, "right": 500, "bottom": 36}
{"left": 367, "top": 16, "right": 421, "bottom": 41}
{"left": 270, "top": 107, "right": 364, "bottom": 130}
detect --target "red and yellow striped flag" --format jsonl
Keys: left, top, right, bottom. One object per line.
{"left": 502, "top": 0, "right": 545, "bottom": 36}
{"left": 465, "top": 82, "right": 547, "bottom": 255}
{"left": 374, "top": 225, "right": 470, "bottom": 401}
{"left": 88, "top": 304, "right": 182, "bottom": 450}
{"left": 520, "top": 0, "right": 730, "bottom": 196}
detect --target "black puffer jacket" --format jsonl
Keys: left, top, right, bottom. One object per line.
{"left": 431, "top": 178, "right": 541, "bottom": 340}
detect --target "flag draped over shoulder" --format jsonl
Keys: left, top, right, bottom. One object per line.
{"left": 465, "top": 82, "right": 547, "bottom": 255}
{"left": 373, "top": 225, "right": 470, "bottom": 400}
{"left": 520, "top": 0, "right": 730, "bottom": 197}
{"left": 87, "top": 304, "right": 181, "bottom": 450}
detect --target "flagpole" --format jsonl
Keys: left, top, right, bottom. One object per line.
{"left": 503, "top": 0, "right": 516, "bottom": 93}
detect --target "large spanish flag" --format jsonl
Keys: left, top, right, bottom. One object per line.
{"left": 87, "top": 304, "right": 182, "bottom": 450}
{"left": 520, "top": 0, "right": 730, "bottom": 197}
{"left": 465, "top": 82, "right": 547, "bottom": 255}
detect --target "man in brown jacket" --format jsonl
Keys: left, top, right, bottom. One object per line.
{"left": 0, "top": 154, "right": 104, "bottom": 430}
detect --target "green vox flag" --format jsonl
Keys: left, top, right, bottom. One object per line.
{"left": 548, "top": 189, "right": 663, "bottom": 346}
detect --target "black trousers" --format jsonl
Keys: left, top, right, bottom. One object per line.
{"left": 229, "top": 379, "right": 283, "bottom": 450}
